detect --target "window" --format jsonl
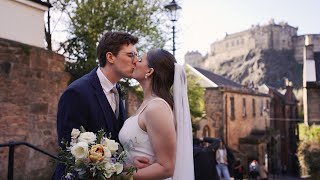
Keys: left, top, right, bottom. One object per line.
{"left": 266, "top": 99, "right": 269, "bottom": 110}
{"left": 230, "top": 97, "right": 235, "bottom": 120}
{"left": 260, "top": 99, "right": 263, "bottom": 116}
{"left": 242, "top": 98, "right": 247, "bottom": 117}
{"left": 202, "top": 125, "right": 211, "bottom": 137}
{"left": 252, "top": 98, "right": 256, "bottom": 117}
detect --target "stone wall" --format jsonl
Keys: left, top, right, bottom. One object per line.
{"left": 307, "top": 88, "right": 320, "bottom": 123}
{"left": 195, "top": 88, "right": 224, "bottom": 138}
{"left": 0, "top": 38, "right": 70, "bottom": 179}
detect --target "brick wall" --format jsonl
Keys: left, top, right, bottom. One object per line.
{"left": 0, "top": 38, "right": 70, "bottom": 179}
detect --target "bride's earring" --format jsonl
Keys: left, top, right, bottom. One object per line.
{"left": 145, "top": 74, "right": 148, "bottom": 79}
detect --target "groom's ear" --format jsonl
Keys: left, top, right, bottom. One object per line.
{"left": 106, "top": 52, "right": 115, "bottom": 64}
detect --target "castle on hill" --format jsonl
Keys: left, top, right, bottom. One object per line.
{"left": 185, "top": 19, "right": 320, "bottom": 67}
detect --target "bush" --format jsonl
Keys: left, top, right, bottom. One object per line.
{"left": 297, "top": 124, "right": 320, "bottom": 179}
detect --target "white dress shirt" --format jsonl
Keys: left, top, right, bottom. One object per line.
{"left": 96, "top": 68, "right": 117, "bottom": 113}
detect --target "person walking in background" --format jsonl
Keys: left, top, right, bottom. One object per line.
{"left": 249, "top": 159, "right": 259, "bottom": 180}
{"left": 216, "top": 140, "right": 231, "bottom": 180}
{"left": 233, "top": 159, "right": 244, "bottom": 180}
{"left": 193, "top": 138, "right": 219, "bottom": 180}
{"left": 259, "top": 162, "right": 268, "bottom": 180}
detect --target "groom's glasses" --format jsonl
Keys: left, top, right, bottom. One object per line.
{"left": 118, "top": 51, "right": 142, "bottom": 62}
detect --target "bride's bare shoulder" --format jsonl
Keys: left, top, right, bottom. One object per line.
{"left": 145, "top": 98, "right": 171, "bottom": 112}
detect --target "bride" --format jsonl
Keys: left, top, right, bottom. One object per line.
{"left": 119, "top": 49, "right": 194, "bottom": 180}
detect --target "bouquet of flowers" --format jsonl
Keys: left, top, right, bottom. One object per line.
{"left": 58, "top": 127, "right": 135, "bottom": 179}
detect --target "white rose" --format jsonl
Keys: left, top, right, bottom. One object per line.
{"left": 104, "top": 162, "right": 116, "bottom": 178}
{"left": 114, "top": 162, "right": 124, "bottom": 174}
{"left": 71, "top": 128, "right": 81, "bottom": 139}
{"left": 78, "top": 132, "right": 97, "bottom": 144}
{"left": 71, "top": 142, "right": 89, "bottom": 160}
{"left": 105, "top": 162, "right": 116, "bottom": 173}
{"left": 102, "top": 138, "right": 119, "bottom": 153}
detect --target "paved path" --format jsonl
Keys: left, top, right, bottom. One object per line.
{"left": 267, "top": 174, "right": 307, "bottom": 180}
{"left": 230, "top": 175, "right": 306, "bottom": 180}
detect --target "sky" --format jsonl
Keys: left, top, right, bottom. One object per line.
{"left": 173, "top": 0, "right": 320, "bottom": 63}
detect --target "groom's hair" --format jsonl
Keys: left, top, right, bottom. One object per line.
{"left": 146, "top": 49, "right": 176, "bottom": 109}
{"left": 97, "top": 32, "right": 138, "bottom": 67}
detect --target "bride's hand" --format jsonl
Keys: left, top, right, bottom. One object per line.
{"left": 133, "top": 156, "right": 150, "bottom": 169}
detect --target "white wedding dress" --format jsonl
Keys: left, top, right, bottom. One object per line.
{"left": 119, "top": 97, "right": 173, "bottom": 180}
{"left": 118, "top": 64, "right": 194, "bottom": 180}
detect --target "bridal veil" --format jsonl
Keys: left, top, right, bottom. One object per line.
{"left": 172, "top": 63, "right": 194, "bottom": 180}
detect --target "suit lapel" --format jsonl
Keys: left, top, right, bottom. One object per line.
{"left": 89, "top": 67, "right": 115, "bottom": 134}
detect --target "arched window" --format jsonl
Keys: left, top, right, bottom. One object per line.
{"left": 202, "top": 125, "right": 211, "bottom": 137}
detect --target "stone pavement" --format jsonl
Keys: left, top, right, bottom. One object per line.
{"left": 267, "top": 174, "right": 307, "bottom": 180}
{"left": 229, "top": 174, "right": 306, "bottom": 180}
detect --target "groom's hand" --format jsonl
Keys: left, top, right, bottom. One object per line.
{"left": 133, "top": 156, "right": 150, "bottom": 169}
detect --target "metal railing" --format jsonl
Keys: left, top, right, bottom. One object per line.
{"left": 0, "top": 141, "right": 58, "bottom": 180}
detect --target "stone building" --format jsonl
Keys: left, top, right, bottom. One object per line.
{"left": 187, "top": 64, "right": 271, "bottom": 169}
{"left": 185, "top": 19, "right": 320, "bottom": 66}
{"left": 303, "top": 36, "right": 320, "bottom": 125}
{"left": 184, "top": 51, "right": 204, "bottom": 68}
{"left": 259, "top": 82, "right": 300, "bottom": 175}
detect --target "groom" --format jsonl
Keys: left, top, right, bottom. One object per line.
{"left": 53, "top": 32, "right": 145, "bottom": 179}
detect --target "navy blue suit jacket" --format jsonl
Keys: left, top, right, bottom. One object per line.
{"left": 52, "top": 67, "right": 126, "bottom": 179}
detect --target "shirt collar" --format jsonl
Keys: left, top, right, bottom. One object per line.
{"left": 96, "top": 67, "right": 116, "bottom": 92}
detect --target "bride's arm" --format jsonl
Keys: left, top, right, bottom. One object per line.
{"left": 133, "top": 101, "right": 176, "bottom": 180}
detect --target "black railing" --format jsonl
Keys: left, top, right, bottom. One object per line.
{"left": 0, "top": 141, "right": 58, "bottom": 180}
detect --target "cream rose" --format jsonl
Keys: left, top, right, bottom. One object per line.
{"left": 103, "top": 147, "right": 112, "bottom": 158}
{"left": 71, "top": 128, "right": 81, "bottom": 139}
{"left": 71, "top": 142, "right": 89, "bottom": 160}
{"left": 78, "top": 132, "right": 96, "bottom": 144}
{"left": 102, "top": 138, "right": 119, "bottom": 153}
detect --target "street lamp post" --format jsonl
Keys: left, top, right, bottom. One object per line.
{"left": 164, "top": 0, "right": 181, "bottom": 57}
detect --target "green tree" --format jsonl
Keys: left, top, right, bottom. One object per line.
{"left": 186, "top": 68, "right": 205, "bottom": 133}
{"left": 53, "top": 0, "right": 168, "bottom": 82}
{"left": 297, "top": 124, "right": 320, "bottom": 179}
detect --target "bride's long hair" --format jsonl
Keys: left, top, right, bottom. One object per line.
{"left": 146, "top": 49, "right": 176, "bottom": 109}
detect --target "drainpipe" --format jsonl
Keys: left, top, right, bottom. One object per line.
{"left": 225, "top": 94, "right": 228, "bottom": 146}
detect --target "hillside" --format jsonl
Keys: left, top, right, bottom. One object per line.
{"left": 206, "top": 49, "right": 303, "bottom": 88}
